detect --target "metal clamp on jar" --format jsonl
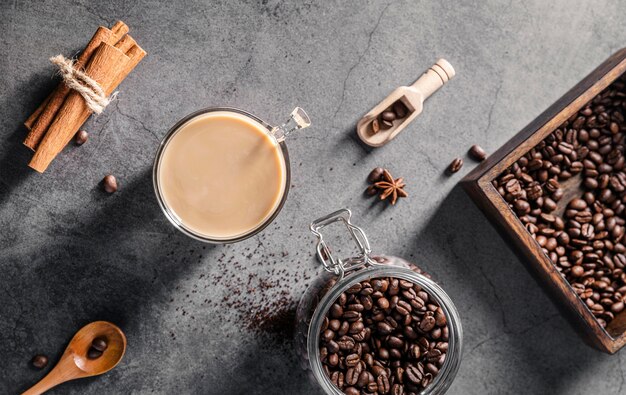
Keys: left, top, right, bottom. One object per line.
{"left": 296, "top": 209, "right": 463, "bottom": 395}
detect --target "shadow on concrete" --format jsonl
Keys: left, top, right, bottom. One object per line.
{"left": 13, "top": 168, "right": 218, "bottom": 393}
{"left": 0, "top": 72, "right": 58, "bottom": 206}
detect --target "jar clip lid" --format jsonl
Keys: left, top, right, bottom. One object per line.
{"left": 310, "top": 208, "right": 374, "bottom": 277}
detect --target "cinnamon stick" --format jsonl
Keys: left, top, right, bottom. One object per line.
{"left": 24, "top": 94, "right": 51, "bottom": 129}
{"left": 111, "top": 42, "right": 146, "bottom": 89}
{"left": 29, "top": 43, "right": 131, "bottom": 173}
{"left": 110, "top": 20, "right": 128, "bottom": 37}
{"left": 23, "top": 21, "right": 128, "bottom": 150}
{"left": 114, "top": 34, "right": 136, "bottom": 53}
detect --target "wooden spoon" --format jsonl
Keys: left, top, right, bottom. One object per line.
{"left": 22, "top": 321, "right": 127, "bottom": 395}
{"left": 356, "top": 59, "right": 455, "bottom": 147}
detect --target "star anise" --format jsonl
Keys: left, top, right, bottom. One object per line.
{"left": 373, "top": 169, "right": 408, "bottom": 205}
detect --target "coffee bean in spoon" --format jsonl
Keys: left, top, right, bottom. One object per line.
{"left": 91, "top": 337, "right": 108, "bottom": 352}
{"left": 102, "top": 175, "right": 118, "bottom": 193}
{"left": 87, "top": 348, "right": 103, "bottom": 359}
{"left": 371, "top": 119, "right": 380, "bottom": 134}
{"left": 381, "top": 111, "right": 397, "bottom": 122}
{"left": 380, "top": 119, "right": 393, "bottom": 129}
{"left": 393, "top": 100, "right": 408, "bottom": 118}
{"left": 74, "top": 130, "right": 88, "bottom": 146}
{"left": 31, "top": 354, "right": 48, "bottom": 369}
{"left": 469, "top": 144, "right": 487, "bottom": 161}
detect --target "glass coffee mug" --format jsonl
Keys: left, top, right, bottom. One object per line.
{"left": 153, "top": 107, "right": 310, "bottom": 243}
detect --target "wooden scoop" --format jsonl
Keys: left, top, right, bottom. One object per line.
{"left": 356, "top": 59, "right": 455, "bottom": 147}
{"left": 22, "top": 321, "right": 127, "bottom": 395}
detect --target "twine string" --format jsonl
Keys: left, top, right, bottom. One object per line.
{"left": 50, "top": 55, "right": 111, "bottom": 114}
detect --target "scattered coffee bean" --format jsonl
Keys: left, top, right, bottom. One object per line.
{"left": 103, "top": 175, "right": 118, "bottom": 193}
{"left": 365, "top": 185, "right": 378, "bottom": 196}
{"left": 447, "top": 158, "right": 463, "bottom": 174}
{"left": 469, "top": 144, "right": 487, "bottom": 161}
{"left": 91, "top": 337, "right": 108, "bottom": 352}
{"left": 320, "top": 276, "right": 448, "bottom": 394}
{"left": 31, "top": 354, "right": 48, "bottom": 369}
{"left": 87, "top": 348, "right": 103, "bottom": 359}
{"left": 368, "top": 167, "right": 385, "bottom": 183}
{"left": 494, "top": 75, "right": 626, "bottom": 329}
{"left": 74, "top": 130, "right": 88, "bottom": 145}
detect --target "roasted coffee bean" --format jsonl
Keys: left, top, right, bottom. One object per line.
{"left": 381, "top": 111, "right": 397, "bottom": 122}
{"left": 393, "top": 101, "right": 408, "bottom": 118}
{"left": 332, "top": 371, "right": 345, "bottom": 388}
{"left": 365, "top": 185, "right": 379, "bottom": 196}
{"left": 345, "top": 387, "right": 360, "bottom": 395}
{"left": 381, "top": 119, "right": 393, "bottom": 129}
{"left": 327, "top": 340, "right": 340, "bottom": 353}
{"left": 92, "top": 337, "right": 108, "bottom": 352}
{"left": 372, "top": 119, "right": 381, "bottom": 134}
{"left": 469, "top": 144, "right": 487, "bottom": 161}
{"left": 371, "top": 365, "right": 386, "bottom": 377}
{"left": 74, "top": 130, "right": 88, "bottom": 145}
{"left": 434, "top": 308, "right": 447, "bottom": 327}
{"left": 570, "top": 198, "right": 588, "bottom": 210}
{"left": 377, "top": 297, "right": 390, "bottom": 309}
{"left": 337, "top": 336, "right": 356, "bottom": 351}
{"left": 31, "top": 354, "right": 48, "bottom": 369}
{"left": 349, "top": 321, "right": 365, "bottom": 334}
{"left": 357, "top": 370, "right": 371, "bottom": 387}
{"left": 331, "top": 303, "right": 345, "bottom": 318}
{"left": 87, "top": 348, "right": 103, "bottom": 359}
{"left": 377, "top": 374, "right": 390, "bottom": 394}
{"left": 419, "top": 316, "right": 436, "bottom": 332}
{"left": 368, "top": 168, "right": 385, "bottom": 183}
{"left": 405, "top": 364, "right": 424, "bottom": 384}
{"left": 447, "top": 157, "right": 463, "bottom": 174}
{"left": 346, "top": 353, "right": 361, "bottom": 367}
{"left": 103, "top": 175, "right": 118, "bottom": 193}
{"left": 387, "top": 336, "right": 404, "bottom": 349}
{"left": 344, "top": 310, "right": 361, "bottom": 322}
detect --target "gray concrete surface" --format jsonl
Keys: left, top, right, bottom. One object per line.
{"left": 3, "top": 0, "right": 626, "bottom": 394}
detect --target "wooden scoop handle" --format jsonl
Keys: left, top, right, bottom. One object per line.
{"left": 411, "top": 58, "right": 455, "bottom": 100}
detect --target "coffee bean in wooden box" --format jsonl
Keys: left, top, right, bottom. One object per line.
{"left": 461, "top": 48, "right": 626, "bottom": 354}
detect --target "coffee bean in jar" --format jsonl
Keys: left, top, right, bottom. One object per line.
{"left": 295, "top": 209, "right": 462, "bottom": 395}
{"left": 319, "top": 276, "right": 449, "bottom": 394}
{"left": 493, "top": 74, "right": 626, "bottom": 329}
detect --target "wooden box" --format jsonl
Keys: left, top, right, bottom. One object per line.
{"left": 461, "top": 48, "right": 626, "bottom": 353}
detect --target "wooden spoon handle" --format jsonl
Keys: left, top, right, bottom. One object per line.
{"left": 21, "top": 371, "right": 63, "bottom": 395}
{"left": 411, "top": 58, "right": 455, "bottom": 101}
{"left": 22, "top": 356, "right": 78, "bottom": 395}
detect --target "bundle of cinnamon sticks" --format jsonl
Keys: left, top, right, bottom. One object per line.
{"left": 24, "top": 21, "right": 146, "bottom": 173}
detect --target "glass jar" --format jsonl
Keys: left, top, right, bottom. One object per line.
{"left": 152, "top": 107, "right": 310, "bottom": 243}
{"left": 296, "top": 209, "right": 462, "bottom": 395}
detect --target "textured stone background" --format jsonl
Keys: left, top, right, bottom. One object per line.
{"left": 3, "top": 0, "right": 626, "bottom": 394}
